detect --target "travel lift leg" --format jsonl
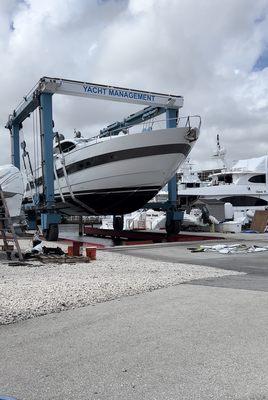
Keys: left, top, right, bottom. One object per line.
{"left": 165, "top": 108, "right": 183, "bottom": 235}
{"left": 39, "top": 93, "right": 61, "bottom": 241}
{"left": 113, "top": 215, "right": 124, "bottom": 231}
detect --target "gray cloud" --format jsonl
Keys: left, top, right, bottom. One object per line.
{"left": 0, "top": 0, "right": 268, "bottom": 171}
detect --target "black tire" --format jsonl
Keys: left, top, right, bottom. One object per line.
{"left": 165, "top": 220, "right": 181, "bottom": 235}
{"left": 45, "top": 223, "right": 59, "bottom": 241}
{"left": 113, "top": 215, "right": 124, "bottom": 231}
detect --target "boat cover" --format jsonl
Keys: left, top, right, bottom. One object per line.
{"left": 232, "top": 155, "right": 268, "bottom": 173}
{"left": 0, "top": 164, "right": 24, "bottom": 217}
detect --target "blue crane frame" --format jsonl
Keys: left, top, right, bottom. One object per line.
{"left": 5, "top": 77, "right": 185, "bottom": 238}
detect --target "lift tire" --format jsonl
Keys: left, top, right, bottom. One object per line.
{"left": 113, "top": 215, "right": 124, "bottom": 231}
{"left": 45, "top": 224, "right": 59, "bottom": 241}
{"left": 166, "top": 220, "right": 181, "bottom": 236}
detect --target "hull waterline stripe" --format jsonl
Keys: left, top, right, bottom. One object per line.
{"left": 55, "top": 185, "right": 161, "bottom": 196}
{"left": 23, "top": 185, "right": 161, "bottom": 203}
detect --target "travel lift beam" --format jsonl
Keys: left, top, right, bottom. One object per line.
{"left": 99, "top": 105, "right": 165, "bottom": 137}
{"left": 5, "top": 76, "right": 184, "bottom": 240}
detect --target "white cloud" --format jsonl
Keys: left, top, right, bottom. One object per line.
{"left": 0, "top": 0, "right": 268, "bottom": 172}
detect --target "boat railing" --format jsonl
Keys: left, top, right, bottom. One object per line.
{"left": 88, "top": 114, "right": 201, "bottom": 144}
{"left": 179, "top": 115, "right": 201, "bottom": 130}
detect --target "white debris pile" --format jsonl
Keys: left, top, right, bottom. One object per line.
{"left": 0, "top": 251, "right": 241, "bottom": 325}
{"left": 188, "top": 243, "right": 268, "bottom": 254}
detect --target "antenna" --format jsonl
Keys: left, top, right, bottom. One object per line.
{"left": 212, "top": 133, "right": 227, "bottom": 169}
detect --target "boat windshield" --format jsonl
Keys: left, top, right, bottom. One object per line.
{"left": 53, "top": 141, "right": 76, "bottom": 154}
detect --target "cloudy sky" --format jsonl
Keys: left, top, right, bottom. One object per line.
{"left": 1, "top": 0, "right": 268, "bottom": 170}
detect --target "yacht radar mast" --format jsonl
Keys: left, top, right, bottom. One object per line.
{"left": 212, "top": 133, "right": 228, "bottom": 169}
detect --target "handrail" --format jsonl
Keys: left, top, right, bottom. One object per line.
{"left": 87, "top": 114, "right": 201, "bottom": 143}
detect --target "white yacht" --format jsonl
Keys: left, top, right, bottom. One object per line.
{"left": 178, "top": 155, "right": 268, "bottom": 221}
{"left": 24, "top": 116, "right": 200, "bottom": 217}
{"left": 177, "top": 159, "right": 203, "bottom": 189}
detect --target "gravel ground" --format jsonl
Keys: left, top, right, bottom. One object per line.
{"left": 0, "top": 239, "right": 242, "bottom": 325}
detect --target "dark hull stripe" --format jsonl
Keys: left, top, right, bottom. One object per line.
{"left": 30, "top": 143, "right": 190, "bottom": 188}
{"left": 179, "top": 195, "right": 268, "bottom": 208}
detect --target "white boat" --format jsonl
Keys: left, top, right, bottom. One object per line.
{"left": 101, "top": 209, "right": 166, "bottom": 231}
{"left": 0, "top": 164, "right": 24, "bottom": 217}
{"left": 177, "top": 159, "right": 203, "bottom": 190}
{"left": 177, "top": 155, "right": 268, "bottom": 223}
{"left": 24, "top": 117, "right": 200, "bottom": 217}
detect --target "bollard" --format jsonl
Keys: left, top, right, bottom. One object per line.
{"left": 86, "top": 247, "right": 97, "bottom": 260}
{"left": 73, "top": 241, "right": 82, "bottom": 256}
{"left": 67, "top": 245, "right": 74, "bottom": 256}
{"left": 67, "top": 242, "right": 83, "bottom": 257}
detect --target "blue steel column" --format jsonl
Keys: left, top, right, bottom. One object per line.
{"left": 11, "top": 124, "right": 20, "bottom": 169}
{"left": 165, "top": 107, "right": 184, "bottom": 233}
{"left": 39, "top": 93, "right": 61, "bottom": 236}
{"left": 40, "top": 93, "right": 54, "bottom": 209}
{"left": 166, "top": 108, "right": 178, "bottom": 204}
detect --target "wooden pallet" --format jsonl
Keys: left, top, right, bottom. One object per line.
{"left": 0, "top": 244, "right": 14, "bottom": 251}
{"left": 250, "top": 210, "right": 268, "bottom": 233}
{"left": 8, "top": 261, "right": 33, "bottom": 267}
{"left": 37, "top": 255, "right": 90, "bottom": 264}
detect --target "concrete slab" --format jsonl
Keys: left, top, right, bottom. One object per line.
{"left": 1, "top": 284, "right": 268, "bottom": 400}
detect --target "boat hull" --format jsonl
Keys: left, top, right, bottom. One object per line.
{"left": 55, "top": 185, "right": 161, "bottom": 215}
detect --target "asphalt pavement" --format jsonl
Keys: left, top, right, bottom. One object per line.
{"left": 1, "top": 240, "right": 268, "bottom": 400}
{"left": 115, "top": 240, "right": 268, "bottom": 292}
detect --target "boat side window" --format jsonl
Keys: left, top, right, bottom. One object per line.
{"left": 218, "top": 174, "right": 232, "bottom": 184}
{"left": 60, "top": 141, "right": 76, "bottom": 153}
{"left": 248, "top": 174, "right": 266, "bottom": 183}
{"left": 53, "top": 142, "right": 76, "bottom": 154}
{"left": 186, "top": 182, "right": 201, "bottom": 188}
{"left": 224, "top": 174, "right": 233, "bottom": 184}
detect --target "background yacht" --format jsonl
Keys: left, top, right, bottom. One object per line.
{"left": 178, "top": 155, "right": 268, "bottom": 223}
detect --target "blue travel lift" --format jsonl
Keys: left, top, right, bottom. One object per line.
{"left": 5, "top": 77, "right": 186, "bottom": 240}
